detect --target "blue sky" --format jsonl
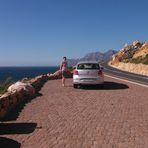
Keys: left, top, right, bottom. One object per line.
{"left": 0, "top": 0, "right": 148, "bottom": 66}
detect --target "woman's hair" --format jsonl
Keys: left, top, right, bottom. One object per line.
{"left": 63, "top": 56, "right": 67, "bottom": 60}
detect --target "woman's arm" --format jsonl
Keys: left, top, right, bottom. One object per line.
{"left": 60, "top": 62, "right": 63, "bottom": 71}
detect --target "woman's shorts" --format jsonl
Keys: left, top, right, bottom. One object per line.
{"left": 62, "top": 71, "right": 67, "bottom": 78}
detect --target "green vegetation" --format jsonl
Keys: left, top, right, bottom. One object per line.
{"left": 122, "top": 58, "right": 131, "bottom": 63}
{"left": 129, "top": 54, "right": 148, "bottom": 65}
{"left": 0, "top": 77, "right": 13, "bottom": 95}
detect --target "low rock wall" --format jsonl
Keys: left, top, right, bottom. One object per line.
{"left": 0, "top": 70, "right": 73, "bottom": 119}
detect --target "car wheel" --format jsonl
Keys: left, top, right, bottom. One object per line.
{"left": 73, "top": 84, "right": 78, "bottom": 88}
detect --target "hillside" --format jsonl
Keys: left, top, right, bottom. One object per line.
{"left": 68, "top": 50, "right": 117, "bottom": 66}
{"left": 110, "top": 40, "right": 148, "bottom": 76}
{"left": 111, "top": 41, "right": 148, "bottom": 65}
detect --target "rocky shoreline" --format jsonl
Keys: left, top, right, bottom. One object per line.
{"left": 0, "top": 70, "right": 72, "bottom": 119}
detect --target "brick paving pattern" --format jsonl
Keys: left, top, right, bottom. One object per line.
{"left": 1, "top": 76, "right": 148, "bottom": 148}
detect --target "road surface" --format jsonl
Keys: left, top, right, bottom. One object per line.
{"left": 0, "top": 76, "right": 148, "bottom": 148}
{"left": 102, "top": 63, "right": 148, "bottom": 86}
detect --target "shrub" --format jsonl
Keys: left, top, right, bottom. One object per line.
{"left": 0, "top": 77, "right": 13, "bottom": 95}
{"left": 130, "top": 54, "right": 148, "bottom": 65}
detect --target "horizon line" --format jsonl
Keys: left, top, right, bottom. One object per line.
{"left": 0, "top": 65, "right": 59, "bottom": 67}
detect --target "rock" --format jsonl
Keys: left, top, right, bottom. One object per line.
{"left": 47, "top": 73, "right": 51, "bottom": 77}
{"left": 21, "top": 77, "right": 29, "bottom": 83}
{"left": 53, "top": 70, "right": 61, "bottom": 76}
{"left": 133, "top": 45, "right": 148, "bottom": 58}
{"left": 0, "top": 107, "right": 7, "bottom": 118}
{"left": 0, "top": 94, "right": 10, "bottom": 111}
{"left": 52, "top": 70, "right": 73, "bottom": 79}
{"left": 8, "top": 82, "right": 35, "bottom": 97}
{"left": 9, "top": 92, "right": 18, "bottom": 106}
{"left": 28, "top": 75, "right": 48, "bottom": 91}
{"left": 113, "top": 40, "right": 146, "bottom": 64}
{"left": 24, "top": 84, "right": 35, "bottom": 96}
{"left": 16, "top": 88, "right": 26, "bottom": 100}
{"left": 142, "top": 42, "right": 148, "bottom": 47}
{"left": 132, "top": 40, "right": 142, "bottom": 47}
{"left": 0, "top": 73, "right": 50, "bottom": 119}
{"left": 132, "top": 40, "right": 143, "bottom": 50}
{"left": 0, "top": 92, "right": 11, "bottom": 98}
{"left": 124, "top": 43, "right": 129, "bottom": 48}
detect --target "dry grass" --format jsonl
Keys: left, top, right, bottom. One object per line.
{"left": 133, "top": 46, "right": 148, "bottom": 58}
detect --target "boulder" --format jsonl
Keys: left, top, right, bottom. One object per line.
{"left": 0, "top": 94, "right": 10, "bottom": 108}
{"left": 132, "top": 40, "right": 143, "bottom": 49}
{"left": 142, "top": 42, "right": 148, "bottom": 47}
{"left": 133, "top": 40, "right": 139, "bottom": 46}
{"left": 52, "top": 70, "right": 73, "bottom": 78}
{"left": 8, "top": 82, "right": 35, "bottom": 97}
{"left": 9, "top": 92, "right": 18, "bottom": 106}
{"left": 53, "top": 70, "right": 61, "bottom": 76}
{"left": 124, "top": 43, "right": 129, "bottom": 48}
{"left": 21, "top": 77, "right": 29, "bottom": 83}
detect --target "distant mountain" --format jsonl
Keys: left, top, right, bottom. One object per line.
{"left": 68, "top": 49, "right": 117, "bottom": 67}
{"left": 81, "top": 51, "right": 103, "bottom": 61}
{"left": 102, "top": 50, "right": 117, "bottom": 61}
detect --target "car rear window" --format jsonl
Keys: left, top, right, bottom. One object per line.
{"left": 77, "top": 63, "right": 100, "bottom": 70}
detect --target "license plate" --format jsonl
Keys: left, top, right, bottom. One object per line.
{"left": 80, "top": 78, "right": 97, "bottom": 81}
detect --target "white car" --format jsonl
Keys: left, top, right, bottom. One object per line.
{"left": 73, "top": 61, "right": 104, "bottom": 88}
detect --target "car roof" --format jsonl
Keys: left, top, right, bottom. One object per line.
{"left": 77, "top": 61, "right": 99, "bottom": 65}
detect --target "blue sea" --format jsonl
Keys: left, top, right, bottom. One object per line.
{"left": 0, "top": 67, "right": 59, "bottom": 82}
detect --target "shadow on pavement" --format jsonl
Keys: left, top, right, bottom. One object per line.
{"left": 80, "top": 81, "right": 129, "bottom": 90}
{"left": 103, "top": 81, "right": 129, "bottom": 90}
{"left": 0, "top": 137, "right": 21, "bottom": 148}
{"left": 0, "top": 122, "right": 37, "bottom": 135}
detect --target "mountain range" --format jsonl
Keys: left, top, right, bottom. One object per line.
{"left": 68, "top": 49, "right": 117, "bottom": 66}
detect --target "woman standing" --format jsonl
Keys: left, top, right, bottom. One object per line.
{"left": 60, "top": 57, "right": 68, "bottom": 87}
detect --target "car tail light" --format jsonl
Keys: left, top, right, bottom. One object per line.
{"left": 73, "top": 70, "right": 79, "bottom": 75}
{"left": 98, "top": 70, "right": 103, "bottom": 76}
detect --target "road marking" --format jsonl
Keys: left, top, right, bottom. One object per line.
{"left": 105, "top": 68, "right": 148, "bottom": 80}
{"left": 105, "top": 74, "right": 148, "bottom": 88}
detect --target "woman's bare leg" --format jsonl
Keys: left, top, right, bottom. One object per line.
{"left": 62, "top": 77, "right": 65, "bottom": 86}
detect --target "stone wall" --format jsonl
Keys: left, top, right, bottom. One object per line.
{"left": 0, "top": 70, "right": 73, "bottom": 119}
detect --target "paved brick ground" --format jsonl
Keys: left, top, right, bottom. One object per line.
{"left": 1, "top": 76, "right": 148, "bottom": 148}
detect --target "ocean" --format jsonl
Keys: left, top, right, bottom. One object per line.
{"left": 0, "top": 67, "right": 59, "bottom": 82}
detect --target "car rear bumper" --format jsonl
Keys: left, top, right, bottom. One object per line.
{"left": 73, "top": 77, "right": 104, "bottom": 85}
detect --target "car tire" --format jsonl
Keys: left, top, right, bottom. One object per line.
{"left": 73, "top": 84, "right": 78, "bottom": 88}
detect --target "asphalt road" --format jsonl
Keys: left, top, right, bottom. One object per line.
{"left": 102, "top": 63, "right": 148, "bottom": 86}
